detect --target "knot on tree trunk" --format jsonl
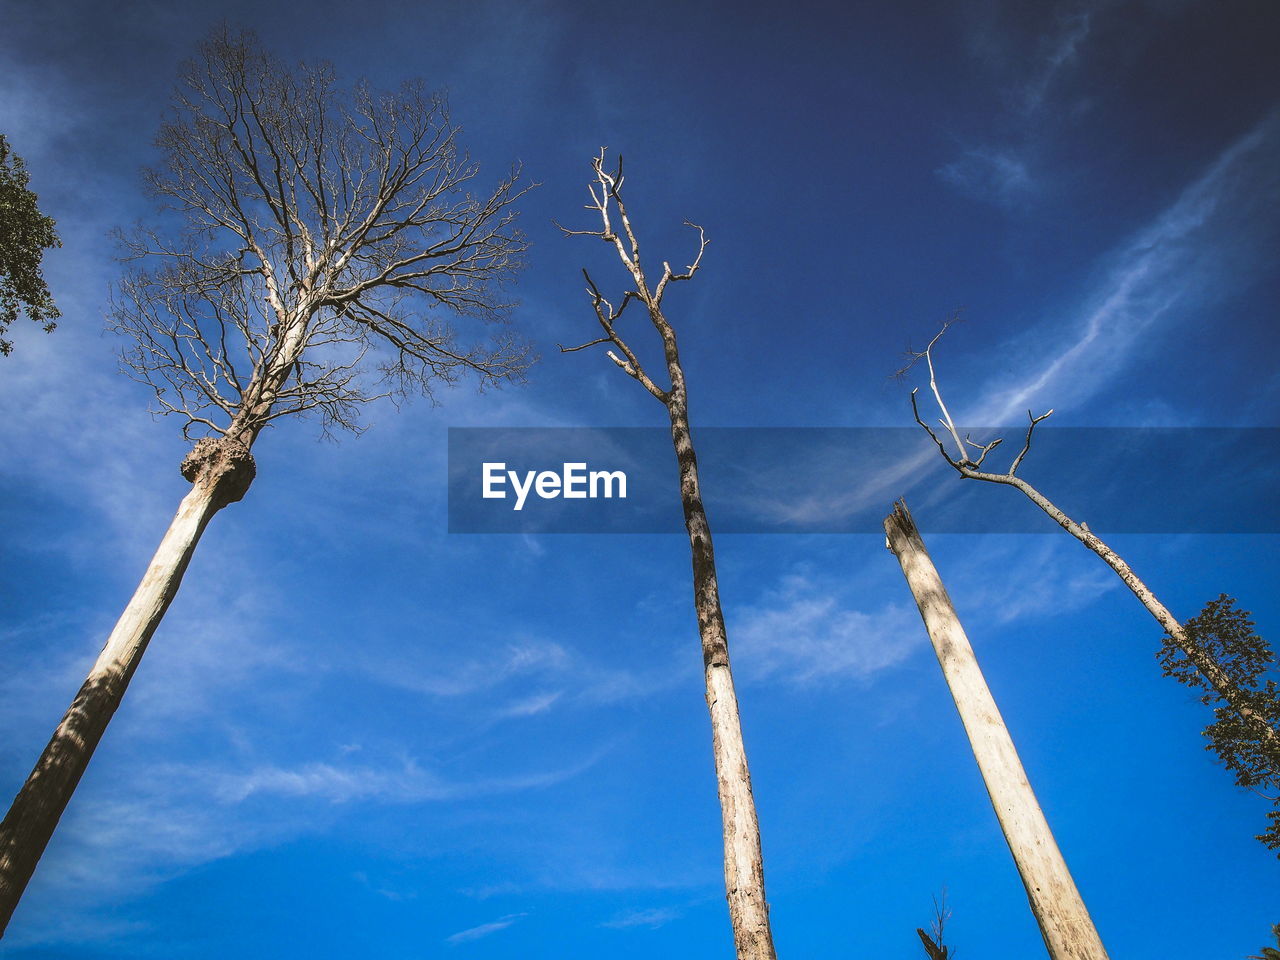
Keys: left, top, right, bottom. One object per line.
{"left": 180, "top": 437, "right": 256, "bottom": 506}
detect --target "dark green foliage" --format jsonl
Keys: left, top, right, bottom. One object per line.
{"left": 0, "top": 134, "right": 60, "bottom": 356}
{"left": 1248, "top": 924, "right": 1280, "bottom": 960}
{"left": 1159, "top": 595, "right": 1280, "bottom": 851}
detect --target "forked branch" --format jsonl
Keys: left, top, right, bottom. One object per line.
{"left": 903, "top": 320, "right": 1051, "bottom": 478}
{"left": 557, "top": 148, "right": 708, "bottom": 407}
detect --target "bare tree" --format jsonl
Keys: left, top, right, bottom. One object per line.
{"left": 916, "top": 888, "right": 954, "bottom": 960}
{"left": 885, "top": 501, "right": 1109, "bottom": 960}
{"left": 559, "top": 151, "right": 776, "bottom": 960}
{"left": 903, "top": 320, "right": 1278, "bottom": 759}
{"left": 0, "top": 28, "right": 530, "bottom": 934}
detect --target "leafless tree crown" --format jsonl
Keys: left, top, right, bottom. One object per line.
{"left": 898, "top": 317, "right": 1053, "bottom": 479}
{"left": 556, "top": 149, "right": 707, "bottom": 403}
{"left": 112, "top": 27, "right": 532, "bottom": 441}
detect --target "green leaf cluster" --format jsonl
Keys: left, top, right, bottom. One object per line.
{"left": 0, "top": 134, "right": 61, "bottom": 356}
{"left": 1159, "top": 595, "right": 1280, "bottom": 850}
{"left": 1248, "top": 923, "right": 1280, "bottom": 960}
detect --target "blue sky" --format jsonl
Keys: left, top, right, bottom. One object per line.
{"left": 1, "top": 0, "right": 1278, "bottom": 957}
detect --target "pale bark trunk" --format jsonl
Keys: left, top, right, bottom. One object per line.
{"left": 567, "top": 154, "right": 774, "bottom": 956}
{"left": 0, "top": 438, "right": 253, "bottom": 935}
{"left": 967, "top": 468, "right": 1277, "bottom": 748}
{"left": 667, "top": 389, "right": 775, "bottom": 960}
{"left": 884, "top": 501, "right": 1109, "bottom": 960}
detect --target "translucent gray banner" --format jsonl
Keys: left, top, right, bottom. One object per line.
{"left": 447, "top": 427, "right": 1280, "bottom": 534}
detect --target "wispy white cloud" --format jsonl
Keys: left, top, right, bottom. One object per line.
{"left": 600, "top": 905, "right": 683, "bottom": 929}
{"left": 969, "top": 110, "right": 1280, "bottom": 424}
{"left": 728, "top": 542, "right": 1116, "bottom": 690}
{"left": 358, "top": 632, "right": 691, "bottom": 719}
{"left": 459, "top": 880, "right": 526, "bottom": 900}
{"left": 364, "top": 640, "right": 573, "bottom": 699}
{"left": 213, "top": 748, "right": 603, "bottom": 805}
{"left": 938, "top": 147, "right": 1035, "bottom": 205}
{"left": 939, "top": 4, "right": 1097, "bottom": 206}
{"left": 1020, "top": 9, "right": 1092, "bottom": 113}
{"left": 713, "top": 114, "right": 1277, "bottom": 530}
{"left": 0, "top": 566, "right": 310, "bottom": 772}
{"left": 445, "top": 912, "right": 527, "bottom": 944}
{"left": 213, "top": 758, "right": 446, "bottom": 804}
{"left": 498, "top": 690, "right": 564, "bottom": 717}
{"left": 0, "top": 908, "right": 151, "bottom": 950}
{"left": 8, "top": 743, "right": 599, "bottom": 946}
{"left": 720, "top": 434, "right": 941, "bottom": 528}
{"left": 945, "top": 537, "right": 1119, "bottom": 624}
{"left": 352, "top": 870, "right": 418, "bottom": 902}
{"left": 730, "top": 572, "right": 922, "bottom": 685}
{"left": 0, "top": 261, "right": 189, "bottom": 560}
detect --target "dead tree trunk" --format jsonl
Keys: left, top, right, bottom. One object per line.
{"left": 884, "top": 500, "right": 1109, "bottom": 960}
{"left": 0, "top": 438, "right": 254, "bottom": 932}
{"left": 560, "top": 151, "right": 776, "bottom": 960}
{"left": 669, "top": 359, "right": 775, "bottom": 960}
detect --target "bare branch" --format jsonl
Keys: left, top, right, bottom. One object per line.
{"left": 920, "top": 324, "right": 967, "bottom": 461}
{"left": 553, "top": 219, "right": 605, "bottom": 239}
{"left": 902, "top": 316, "right": 1012, "bottom": 470}
{"left": 963, "top": 433, "right": 1004, "bottom": 469}
{"left": 654, "top": 221, "right": 708, "bottom": 303}
{"left": 557, "top": 336, "right": 612, "bottom": 354}
{"left": 580, "top": 267, "right": 665, "bottom": 401}
{"left": 1009, "top": 407, "right": 1054, "bottom": 476}
{"left": 559, "top": 148, "right": 712, "bottom": 407}
{"left": 911, "top": 388, "right": 960, "bottom": 471}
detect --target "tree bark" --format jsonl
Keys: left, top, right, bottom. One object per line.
{"left": 667, "top": 394, "right": 776, "bottom": 960}
{"left": 884, "top": 500, "right": 1109, "bottom": 960}
{"left": 0, "top": 437, "right": 253, "bottom": 935}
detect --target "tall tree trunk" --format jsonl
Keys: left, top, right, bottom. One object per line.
{"left": 562, "top": 151, "right": 775, "bottom": 957}
{"left": 0, "top": 437, "right": 254, "bottom": 935}
{"left": 884, "top": 501, "right": 1108, "bottom": 960}
{"left": 667, "top": 394, "right": 776, "bottom": 960}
